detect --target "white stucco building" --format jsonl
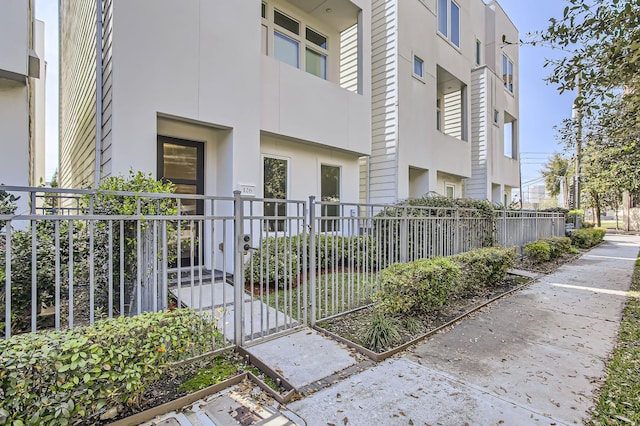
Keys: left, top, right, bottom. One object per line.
{"left": 364, "top": 0, "right": 520, "bottom": 205}
{"left": 59, "top": 0, "right": 371, "bottom": 210}
{"left": 0, "top": 1, "right": 45, "bottom": 192}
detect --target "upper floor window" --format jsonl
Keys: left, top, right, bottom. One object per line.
{"left": 413, "top": 55, "right": 424, "bottom": 78}
{"left": 475, "top": 39, "right": 481, "bottom": 66}
{"left": 263, "top": 5, "right": 329, "bottom": 80}
{"left": 438, "top": 0, "right": 460, "bottom": 48}
{"left": 502, "top": 54, "right": 514, "bottom": 93}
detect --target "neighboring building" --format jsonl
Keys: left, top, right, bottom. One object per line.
{"left": 364, "top": 0, "right": 520, "bottom": 205}
{"left": 0, "top": 1, "right": 45, "bottom": 194}
{"left": 59, "top": 0, "right": 371, "bottom": 208}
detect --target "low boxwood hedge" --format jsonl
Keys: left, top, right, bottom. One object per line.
{"left": 524, "top": 236, "right": 573, "bottom": 264}
{"left": 449, "top": 247, "right": 516, "bottom": 296}
{"left": 571, "top": 228, "right": 606, "bottom": 249}
{"left": 0, "top": 309, "right": 220, "bottom": 425}
{"left": 375, "top": 257, "right": 460, "bottom": 315}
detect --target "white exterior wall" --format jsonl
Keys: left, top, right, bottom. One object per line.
{"left": 32, "top": 19, "right": 46, "bottom": 185}
{"left": 0, "top": 0, "right": 31, "bottom": 204}
{"left": 93, "top": 0, "right": 370, "bottom": 202}
{"left": 0, "top": 0, "right": 29, "bottom": 79}
{"left": 370, "top": 0, "right": 520, "bottom": 203}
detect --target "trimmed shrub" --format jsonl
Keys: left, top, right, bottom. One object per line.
{"left": 375, "top": 257, "right": 460, "bottom": 315}
{"left": 449, "top": 247, "right": 516, "bottom": 295}
{"left": 524, "top": 241, "right": 551, "bottom": 264}
{"left": 244, "top": 236, "right": 301, "bottom": 289}
{"left": 571, "top": 228, "right": 606, "bottom": 249}
{"left": 0, "top": 309, "right": 219, "bottom": 425}
{"left": 244, "top": 234, "right": 379, "bottom": 288}
{"left": 544, "top": 236, "right": 572, "bottom": 258}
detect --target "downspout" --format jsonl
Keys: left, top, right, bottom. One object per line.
{"left": 94, "top": 0, "right": 103, "bottom": 188}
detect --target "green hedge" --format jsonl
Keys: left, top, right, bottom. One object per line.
{"left": 375, "top": 257, "right": 460, "bottom": 315}
{"left": 449, "top": 247, "right": 516, "bottom": 296}
{"left": 545, "top": 236, "right": 572, "bottom": 258}
{"left": 571, "top": 228, "right": 606, "bottom": 249}
{"left": 524, "top": 236, "right": 573, "bottom": 264}
{"left": 0, "top": 309, "right": 219, "bottom": 425}
{"left": 244, "top": 234, "right": 378, "bottom": 288}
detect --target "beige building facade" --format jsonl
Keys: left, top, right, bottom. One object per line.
{"left": 59, "top": 0, "right": 372, "bottom": 208}
{"left": 0, "top": 0, "right": 45, "bottom": 196}
{"left": 365, "top": 0, "right": 520, "bottom": 205}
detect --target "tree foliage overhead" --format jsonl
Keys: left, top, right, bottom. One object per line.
{"left": 538, "top": 0, "right": 640, "bottom": 114}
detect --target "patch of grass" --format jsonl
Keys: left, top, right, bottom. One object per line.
{"left": 255, "top": 271, "right": 377, "bottom": 321}
{"left": 178, "top": 352, "right": 245, "bottom": 393}
{"left": 590, "top": 258, "right": 640, "bottom": 425}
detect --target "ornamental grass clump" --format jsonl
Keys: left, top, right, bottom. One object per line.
{"left": 0, "top": 309, "right": 220, "bottom": 425}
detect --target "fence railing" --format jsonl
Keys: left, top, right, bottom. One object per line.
{"left": 1, "top": 186, "right": 565, "bottom": 341}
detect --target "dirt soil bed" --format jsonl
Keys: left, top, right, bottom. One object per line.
{"left": 318, "top": 250, "right": 583, "bottom": 353}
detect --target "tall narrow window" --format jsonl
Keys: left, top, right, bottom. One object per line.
{"left": 438, "top": 0, "right": 460, "bottom": 47}
{"left": 504, "top": 119, "right": 517, "bottom": 159}
{"left": 274, "top": 10, "right": 300, "bottom": 69}
{"left": 413, "top": 55, "right": 424, "bottom": 78}
{"left": 502, "top": 53, "right": 514, "bottom": 93}
{"left": 264, "top": 157, "right": 288, "bottom": 232}
{"left": 321, "top": 165, "right": 340, "bottom": 232}
{"left": 305, "top": 27, "right": 327, "bottom": 79}
{"left": 475, "top": 39, "right": 481, "bottom": 65}
{"left": 436, "top": 97, "right": 442, "bottom": 131}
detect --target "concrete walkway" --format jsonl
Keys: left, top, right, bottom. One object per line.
{"left": 287, "top": 234, "right": 640, "bottom": 425}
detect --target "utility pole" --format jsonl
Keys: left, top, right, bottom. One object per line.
{"left": 573, "top": 74, "right": 583, "bottom": 227}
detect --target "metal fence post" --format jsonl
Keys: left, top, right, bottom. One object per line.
{"left": 454, "top": 208, "right": 460, "bottom": 254}
{"left": 400, "top": 206, "right": 408, "bottom": 262}
{"left": 309, "top": 196, "right": 316, "bottom": 326}
{"left": 233, "top": 191, "right": 245, "bottom": 346}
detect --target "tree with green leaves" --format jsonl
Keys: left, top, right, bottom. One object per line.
{"left": 541, "top": 153, "right": 572, "bottom": 207}
{"left": 538, "top": 0, "right": 640, "bottom": 115}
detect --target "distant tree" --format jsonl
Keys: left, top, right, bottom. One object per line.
{"left": 540, "top": 153, "right": 571, "bottom": 207}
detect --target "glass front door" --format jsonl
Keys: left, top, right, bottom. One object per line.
{"left": 157, "top": 136, "right": 204, "bottom": 267}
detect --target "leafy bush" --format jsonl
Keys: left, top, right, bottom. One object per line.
{"left": 449, "top": 247, "right": 516, "bottom": 295}
{"left": 571, "top": 227, "right": 606, "bottom": 249}
{"left": 544, "top": 236, "right": 572, "bottom": 258}
{"left": 568, "top": 209, "right": 584, "bottom": 225}
{"left": 541, "top": 207, "right": 570, "bottom": 222}
{"left": 375, "top": 257, "right": 459, "bottom": 315}
{"left": 363, "top": 311, "right": 401, "bottom": 351}
{"left": 244, "top": 236, "right": 301, "bottom": 289}
{"left": 244, "top": 234, "right": 378, "bottom": 288}
{"left": 0, "top": 309, "right": 219, "bottom": 425}
{"left": 524, "top": 241, "right": 551, "bottom": 264}
{"left": 0, "top": 188, "right": 19, "bottom": 232}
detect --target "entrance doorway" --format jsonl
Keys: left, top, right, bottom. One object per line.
{"left": 157, "top": 136, "right": 204, "bottom": 266}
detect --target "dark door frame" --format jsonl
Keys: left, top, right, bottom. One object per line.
{"left": 157, "top": 135, "right": 205, "bottom": 266}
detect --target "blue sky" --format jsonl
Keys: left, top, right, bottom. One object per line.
{"left": 35, "top": 0, "right": 576, "bottom": 194}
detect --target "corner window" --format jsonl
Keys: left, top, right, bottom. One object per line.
{"left": 502, "top": 54, "right": 514, "bottom": 93}
{"left": 320, "top": 165, "right": 340, "bottom": 232}
{"left": 413, "top": 55, "right": 424, "bottom": 78}
{"left": 438, "top": 0, "right": 460, "bottom": 48}
{"left": 264, "top": 157, "right": 288, "bottom": 232}
{"left": 263, "top": 5, "right": 329, "bottom": 80}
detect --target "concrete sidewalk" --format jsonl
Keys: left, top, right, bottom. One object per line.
{"left": 287, "top": 234, "right": 640, "bottom": 425}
